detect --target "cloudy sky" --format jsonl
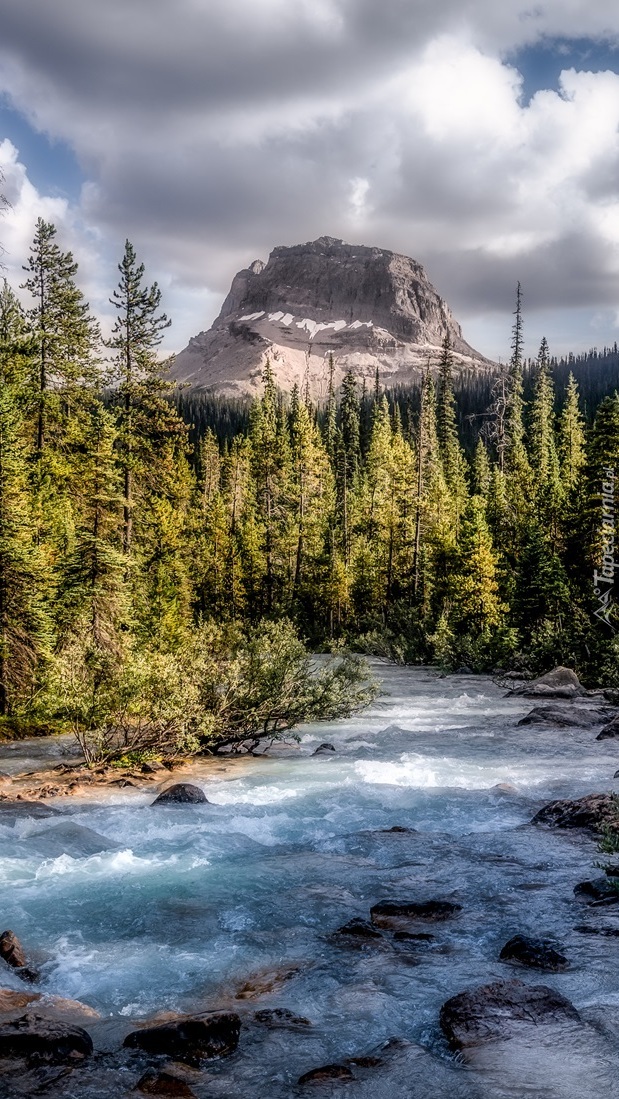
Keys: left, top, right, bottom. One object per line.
{"left": 1, "top": 0, "right": 619, "bottom": 362}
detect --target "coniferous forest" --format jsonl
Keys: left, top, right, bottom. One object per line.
{"left": 2, "top": 219, "right": 619, "bottom": 756}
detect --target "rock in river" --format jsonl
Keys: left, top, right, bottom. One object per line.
{"left": 334, "top": 918, "right": 385, "bottom": 942}
{"left": 574, "top": 877, "right": 619, "bottom": 903}
{"left": 0, "top": 1012, "right": 93, "bottom": 1063}
{"left": 597, "top": 715, "right": 619, "bottom": 740}
{"left": 370, "top": 900, "right": 461, "bottom": 930}
{"left": 499, "top": 934, "right": 569, "bottom": 971}
{"left": 151, "top": 783, "right": 208, "bottom": 805}
{"left": 518, "top": 706, "right": 605, "bottom": 728}
{"left": 135, "top": 1067, "right": 197, "bottom": 1096}
{"left": 123, "top": 1011, "right": 240, "bottom": 1063}
{"left": 516, "top": 666, "right": 582, "bottom": 700}
{"left": 532, "top": 792, "right": 617, "bottom": 832}
{"left": 439, "top": 979, "right": 579, "bottom": 1050}
{"left": 0, "top": 931, "right": 39, "bottom": 983}
{"left": 298, "top": 1063, "right": 355, "bottom": 1084}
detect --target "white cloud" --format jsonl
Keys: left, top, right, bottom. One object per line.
{"left": 1, "top": 2, "right": 619, "bottom": 358}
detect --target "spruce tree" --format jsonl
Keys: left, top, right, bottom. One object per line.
{"left": 529, "top": 337, "right": 561, "bottom": 534}
{"left": 0, "top": 380, "right": 50, "bottom": 714}
{"left": 558, "top": 373, "right": 586, "bottom": 493}
{"left": 22, "top": 218, "right": 100, "bottom": 457}
{"left": 436, "top": 333, "right": 469, "bottom": 533}
{"left": 107, "top": 239, "right": 173, "bottom": 556}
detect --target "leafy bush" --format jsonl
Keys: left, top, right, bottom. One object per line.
{"left": 48, "top": 619, "right": 378, "bottom": 764}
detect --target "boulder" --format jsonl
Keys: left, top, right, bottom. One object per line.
{"left": 0, "top": 1012, "right": 93, "bottom": 1063}
{"left": 574, "top": 924, "right": 619, "bottom": 936}
{"left": 0, "top": 931, "right": 39, "bottom": 983}
{"left": 378, "top": 826, "right": 417, "bottom": 834}
{"left": 313, "top": 743, "right": 336, "bottom": 755}
{"left": 518, "top": 706, "right": 603, "bottom": 728}
{"left": 0, "top": 989, "right": 39, "bottom": 1018}
{"left": 298, "top": 1063, "right": 355, "bottom": 1084}
{"left": 532, "top": 793, "right": 618, "bottom": 832}
{"left": 370, "top": 900, "right": 461, "bottom": 930}
{"left": 234, "top": 965, "right": 302, "bottom": 999}
{"left": 0, "top": 990, "right": 99, "bottom": 1024}
{"left": 151, "top": 784, "right": 208, "bottom": 805}
{"left": 574, "top": 878, "right": 619, "bottom": 903}
{"left": 439, "top": 979, "right": 579, "bottom": 1050}
{"left": 0, "top": 801, "right": 59, "bottom": 819}
{"left": 334, "top": 918, "right": 384, "bottom": 941}
{"left": 253, "top": 1008, "right": 311, "bottom": 1028}
{"left": 134, "top": 1068, "right": 197, "bottom": 1096}
{"left": 499, "top": 935, "right": 569, "bottom": 971}
{"left": 123, "top": 1012, "right": 240, "bottom": 1064}
{"left": 597, "top": 716, "right": 619, "bottom": 740}
{"left": 518, "top": 666, "right": 582, "bottom": 699}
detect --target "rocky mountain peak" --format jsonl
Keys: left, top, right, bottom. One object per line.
{"left": 171, "top": 238, "right": 492, "bottom": 399}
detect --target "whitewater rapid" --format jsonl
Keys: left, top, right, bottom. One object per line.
{"left": 2, "top": 665, "right": 619, "bottom": 1097}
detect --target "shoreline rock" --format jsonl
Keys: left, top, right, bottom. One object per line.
{"left": 532, "top": 793, "right": 618, "bottom": 832}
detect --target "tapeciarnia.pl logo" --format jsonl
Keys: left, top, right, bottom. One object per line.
{"left": 593, "top": 466, "right": 616, "bottom": 631}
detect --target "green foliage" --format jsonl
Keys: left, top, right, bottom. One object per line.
{"left": 48, "top": 619, "right": 377, "bottom": 763}
{"left": 3, "top": 232, "right": 619, "bottom": 745}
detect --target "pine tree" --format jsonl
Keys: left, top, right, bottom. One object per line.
{"left": 504, "top": 283, "right": 533, "bottom": 541}
{"left": 0, "top": 380, "right": 50, "bottom": 714}
{"left": 529, "top": 337, "right": 561, "bottom": 534}
{"left": 58, "top": 404, "right": 126, "bottom": 651}
{"left": 449, "top": 495, "right": 505, "bottom": 635}
{"left": 324, "top": 352, "right": 337, "bottom": 461}
{"left": 22, "top": 218, "right": 100, "bottom": 457}
{"left": 558, "top": 373, "right": 586, "bottom": 493}
{"left": 107, "top": 240, "right": 178, "bottom": 557}
{"left": 436, "top": 333, "right": 469, "bottom": 532}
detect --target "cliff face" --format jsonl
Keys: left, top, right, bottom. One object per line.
{"left": 170, "top": 237, "right": 493, "bottom": 399}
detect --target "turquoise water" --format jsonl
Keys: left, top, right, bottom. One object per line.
{"left": 2, "top": 666, "right": 619, "bottom": 1097}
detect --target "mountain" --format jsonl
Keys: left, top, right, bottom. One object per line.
{"left": 170, "top": 237, "right": 493, "bottom": 399}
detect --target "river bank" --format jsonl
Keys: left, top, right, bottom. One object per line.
{"left": 2, "top": 664, "right": 619, "bottom": 1097}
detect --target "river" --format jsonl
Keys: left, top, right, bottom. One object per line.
{"left": 2, "top": 665, "right": 619, "bottom": 1097}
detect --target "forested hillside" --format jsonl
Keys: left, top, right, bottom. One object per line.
{"left": 2, "top": 222, "right": 619, "bottom": 749}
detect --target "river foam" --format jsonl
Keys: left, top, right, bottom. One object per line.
{"left": 2, "top": 665, "right": 619, "bottom": 1097}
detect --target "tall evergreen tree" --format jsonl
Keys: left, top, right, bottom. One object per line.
{"left": 22, "top": 218, "right": 99, "bottom": 457}
{"left": 529, "top": 337, "right": 561, "bottom": 534}
{"left": 436, "top": 333, "right": 469, "bottom": 532}
{"left": 107, "top": 239, "right": 175, "bottom": 556}
{"left": 0, "top": 380, "right": 50, "bottom": 714}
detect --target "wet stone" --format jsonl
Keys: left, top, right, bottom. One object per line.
{"left": 298, "top": 1063, "right": 354, "bottom": 1084}
{"left": 574, "top": 878, "right": 619, "bottom": 903}
{"left": 499, "top": 934, "right": 569, "bottom": 971}
{"left": 439, "top": 979, "right": 580, "bottom": 1050}
{"left": 370, "top": 900, "right": 461, "bottom": 929}
{"left": 532, "top": 793, "right": 618, "bottom": 832}
{"left": 253, "top": 1008, "right": 311, "bottom": 1028}
{"left": 151, "top": 784, "right": 208, "bottom": 805}
{"left": 0, "top": 932, "right": 39, "bottom": 984}
{"left": 0, "top": 1012, "right": 93, "bottom": 1064}
{"left": 134, "top": 1068, "right": 197, "bottom": 1096}
{"left": 123, "top": 1012, "right": 240, "bottom": 1064}
{"left": 334, "top": 918, "right": 384, "bottom": 942}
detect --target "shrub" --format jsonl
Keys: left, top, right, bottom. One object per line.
{"left": 48, "top": 619, "right": 378, "bottom": 764}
